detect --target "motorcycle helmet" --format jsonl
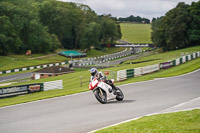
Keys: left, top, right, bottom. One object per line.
{"left": 90, "top": 68, "right": 97, "bottom": 76}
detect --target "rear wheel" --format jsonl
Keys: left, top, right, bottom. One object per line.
{"left": 94, "top": 88, "right": 107, "bottom": 104}
{"left": 115, "top": 87, "right": 124, "bottom": 101}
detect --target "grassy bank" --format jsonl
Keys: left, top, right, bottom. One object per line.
{"left": 120, "top": 23, "right": 152, "bottom": 43}
{"left": 95, "top": 109, "right": 200, "bottom": 133}
{"left": 87, "top": 47, "right": 125, "bottom": 57}
{"left": 0, "top": 47, "right": 124, "bottom": 73}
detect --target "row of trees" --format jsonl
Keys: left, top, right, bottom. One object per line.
{"left": 118, "top": 15, "right": 150, "bottom": 24}
{"left": 151, "top": 1, "right": 200, "bottom": 51}
{"left": 0, "top": 0, "right": 121, "bottom": 55}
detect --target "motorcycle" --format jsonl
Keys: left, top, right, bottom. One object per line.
{"left": 89, "top": 77, "right": 124, "bottom": 104}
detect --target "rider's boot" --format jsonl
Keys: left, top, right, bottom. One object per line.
{"left": 112, "top": 85, "right": 118, "bottom": 95}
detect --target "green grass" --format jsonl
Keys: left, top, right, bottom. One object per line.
{"left": 0, "top": 54, "right": 68, "bottom": 72}
{"left": 95, "top": 109, "right": 200, "bottom": 133}
{"left": 120, "top": 23, "right": 152, "bottom": 43}
{"left": 0, "top": 46, "right": 199, "bottom": 107}
{"left": 0, "top": 47, "right": 125, "bottom": 73}
{"left": 87, "top": 47, "right": 125, "bottom": 57}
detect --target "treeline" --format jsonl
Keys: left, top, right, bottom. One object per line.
{"left": 0, "top": 0, "right": 121, "bottom": 55}
{"left": 118, "top": 15, "right": 150, "bottom": 24}
{"left": 151, "top": 1, "right": 200, "bottom": 51}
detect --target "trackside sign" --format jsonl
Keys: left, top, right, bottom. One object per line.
{"left": 141, "top": 64, "right": 160, "bottom": 75}
{"left": 0, "top": 83, "right": 43, "bottom": 98}
{"left": 160, "top": 61, "right": 173, "bottom": 69}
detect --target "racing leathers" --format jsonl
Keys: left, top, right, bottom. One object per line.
{"left": 90, "top": 71, "right": 117, "bottom": 93}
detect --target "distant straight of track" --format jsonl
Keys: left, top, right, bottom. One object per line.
{"left": 0, "top": 72, "right": 32, "bottom": 83}
{"left": 0, "top": 70, "right": 200, "bottom": 133}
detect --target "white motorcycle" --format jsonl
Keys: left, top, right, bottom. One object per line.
{"left": 89, "top": 77, "right": 124, "bottom": 104}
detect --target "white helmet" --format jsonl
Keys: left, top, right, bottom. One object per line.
{"left": 90, "top": 68, "right": 97, "bottom": 76}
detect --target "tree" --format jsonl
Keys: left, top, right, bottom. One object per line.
{"left": 0, "top": 15, "right": 21, "bottom": 55}
{"left": 188, "top": 1, "right": 200, "bottom": 45}
{"left": 100, "top": 15, "right": 121, "bottom": 45}
{"left": 151, "top": 2, "right": 192, "bottom": 51}
{"left": 80, "top": 22, "right": 101, "bottom": 50}
{"left": 0, "top": 0, "right": 122, "bottom": 54}
{"left": 118, "top": 15, "right": 150, "bottom": 24}
{"left": 151, "top": 17, "right": 167, "bottom": 50}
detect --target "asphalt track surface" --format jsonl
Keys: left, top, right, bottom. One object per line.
{"left": 0, "top": 70, "right": 200, "bottom": 133}
{"left": 0, "top": 72, "right": 32, "bottom": 83}
{"left": 97, "top": 50, "right": 151, "bottom": 66}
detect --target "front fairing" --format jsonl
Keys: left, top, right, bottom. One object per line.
{"left": 89, "top": 78, "right": 99, "bottom": 90}
{"left": 97, "top": 81, "right": 116, "bottom": 100}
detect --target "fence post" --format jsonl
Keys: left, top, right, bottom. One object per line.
{"left": 80, "top": 76, "right": 82, "bottom": 87}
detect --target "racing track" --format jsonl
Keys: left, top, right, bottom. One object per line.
{"left": 0, "top": 70, "right": 200, "bottom": 133}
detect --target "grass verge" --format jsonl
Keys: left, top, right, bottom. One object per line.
{"left": 120, "top": 23, "right": 152, "bottom": 43}
{"left": 0, "top": 47, "right": 125, "bottom": 72}
{"left": 95, "top": 109, "right": 200, "bottom": 133}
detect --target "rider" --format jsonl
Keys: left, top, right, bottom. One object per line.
{"left": 90, "top": 68, "right": 117, "bottom": 93}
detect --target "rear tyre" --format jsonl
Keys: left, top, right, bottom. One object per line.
{"left": 116, "top": 87, "right": 124, "bottom": 101}
{"left": 94, "top": 88, "right": 107, "bottom": 104}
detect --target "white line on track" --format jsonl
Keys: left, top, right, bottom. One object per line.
{"left": 88, "top": 96, "right": 200, "bottom": 133}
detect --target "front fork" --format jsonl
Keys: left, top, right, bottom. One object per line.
{"left": 99, "top": 88, "right": 103, "bottom": 96}
{"left": 93, "top": 87, "right": 103, "bottom": 96}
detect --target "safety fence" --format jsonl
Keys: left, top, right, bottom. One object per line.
{"left": 0, "top": 62, "right": 68, "bottom": 75}
{"left": 117, "top": 51, "right": 200, "bottom": 81}
{"left": 0, "top": 80, "right": 63, "bottom": 98}
{"left": 0, "top": 49, "right": 133, "bottom": 75}
{"left": 72, "top": 49, "right": 134, "bottom": 66}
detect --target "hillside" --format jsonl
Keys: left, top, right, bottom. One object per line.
{"left": 0, "top": 47, "right": 125, "bottom": 72}
{"left": 120, "top": 23, "right": 152, "bottom": 43}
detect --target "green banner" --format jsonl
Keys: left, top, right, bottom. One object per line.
{"left": 126, "top": 69, "right": 134, "bottom": 78}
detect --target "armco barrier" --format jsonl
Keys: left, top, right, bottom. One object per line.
{"left": 189, "top": 54, "right": 191, "bottom": 60}
{"left": 175, "top": 58, "right": 180, "bottom": 66}
{"left": 76, "top": 49, "right": 133, "bottom": 66}
{"left": 117, "top": 70, "right": 127, "bottom": 81}
{"left": 134, "top": 67, "right": 142, "bottom": 77}
{"left": 182, "top": 56, "right": 186, "bottom": 63}
{"left": 0, "top": 61, "right": 68, "bottom": 75}
{"left": 141, "top": 64, "right": 160, "bottom": 75}
{"left": 117, "top": 51, "right": 200, "bottom": 82}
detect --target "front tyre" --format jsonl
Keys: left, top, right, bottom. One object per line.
{"left": 116, "top": 87, "right": 124, "bottom": 101}
{"left": 94, "top": 88, "right": 107, "bottom": 104}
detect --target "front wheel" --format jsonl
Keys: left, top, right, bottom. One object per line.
{"left": 115, "top": 87, "right": 124, "bottom": 101}
{"left": 93, "top": 88, "right": 107, "bottom": 104}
